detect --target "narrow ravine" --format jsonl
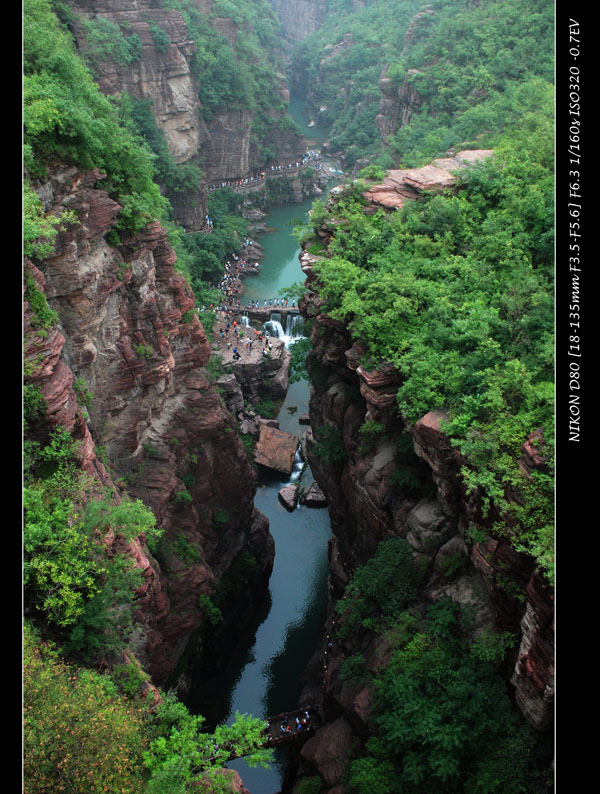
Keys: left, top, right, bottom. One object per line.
{"left": 186, "top": 102, "right": 343, "bottom": 794}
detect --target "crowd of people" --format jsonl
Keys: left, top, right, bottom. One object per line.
{"left": 216, "top": 318, "right": 275, "bottom": 361}
{"left": 197, "top": 251, "right": 259, "bottom": 315}
{"left": 208, "top": 150, "right": 321, "bottom": 192}
{"left": 245, "top": 297, "right": 296, "bottom": 310}
{"left": 264, "top": 708, "right": 315, "bottom": 740}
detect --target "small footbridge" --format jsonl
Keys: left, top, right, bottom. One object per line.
{"left": 206, "top": 706, "right": 320, "bottom": 764}
{"left": 243, "top": 306, "right": 301, "bottom": 324}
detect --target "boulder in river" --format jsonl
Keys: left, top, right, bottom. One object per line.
{"left": 278, "top": 483, "right": 299, "bottom": 511}
{"left": 300, "top": 482, "right": 328, "bottom": 508}
{"left": 254, "top": 425, "right": 299, "bottom": 475}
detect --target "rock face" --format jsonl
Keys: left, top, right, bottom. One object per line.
{"left": 226, "top": 336, "right": 291, "bottom": 402}
{"left": 289, "top": 156, "right": 554, "bottom": 790}
{"left": 268, "top": 0, "right": 327, "bottom": 44}
{"left": 374, "top": 8, "right": 435, "bottom": 146}
{"left": 24, "top": 164, "right": 274, "bottom": 685}
{"left": 375, "top": 68, "right": 425, "bottom": 144}
{"left": 361, "top": 149, "right": 494, "bottom": 212}
{"left": 300, "top": 481, "right": 328, "bottom": 507}
{"left": 68, "top": 0, "right": 208, "bottom": 230}
{"left": 299, "top": 717, "right": 358, "bottom": 789}
{"left": 278, "top": 483, "right": 299, "bottom": 511}
{"left": 67, "top": 0, "right": 304, "bottom": 230}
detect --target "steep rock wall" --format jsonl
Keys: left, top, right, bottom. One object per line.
{"left": 374, "top": 8, "right": 435, "bottom": 148}
{"left": 67, "top": 0, "right": 304, "bottom": 230}
{"left": 288, "top": 159, "right": 554, "bottom": 791}
{"left": 25, "top": 164, "right": 275, "bottom": 685}
{"left": 268, "top": 0, "right": 328, "bottom": 44}
{"left": 374, "top": 68, "right": 424, "bottom": 145}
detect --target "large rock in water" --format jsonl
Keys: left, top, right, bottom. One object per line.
{"left": 301, "top": 482, "right": 328, "bottom": 508}
{"left": 254, "top": 425, "right": 299, "bottom": 475}
{"left": 278, "top": 483, "right": 299, "bottom": 511}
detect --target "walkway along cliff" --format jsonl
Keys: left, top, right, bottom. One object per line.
{"left": 23, "top": 0, "right": 325, "bottom": 692}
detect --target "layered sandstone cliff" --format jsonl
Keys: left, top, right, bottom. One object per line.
{"left": 24, "top": 164, "right": 275, "bottom": 685}
{"left": 67, "top": 0, "right": 304, "bottom": 229}
{"left": 285, "top": 157, "right": 554, "bottom": 791}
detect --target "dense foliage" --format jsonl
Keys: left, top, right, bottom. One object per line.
{"left": 347, "top": 605, "right": 552, "bottom": 793}
{"left": 23, "top": 425, "right": 162, "bottom": 660}
{"left": 22, "top": 379, "right": 270, "bottom": 794}
{"left": 306, "top": 100, "right": 554, "bottom": 581}
{"left": 24, "top": 622, "right": 148, "bottom": 794}
{"left": 333, "top": 541, "right": 552, "bottom": 793}
{"left": 290, "top": 0, "right": 554, "bottom": 168}
{"left": 23, "top": 0, "right": 168, "bottom": 236}
{"left": 24, "top": 623, "right": 272, "bottom": 794}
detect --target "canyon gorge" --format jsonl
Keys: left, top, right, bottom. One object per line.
{"left": 23, "top": 2, "right": 555, "bottom": 793}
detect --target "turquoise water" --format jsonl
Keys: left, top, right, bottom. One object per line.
{"left": 241, "top": 196, "right": 317, "bottom": 306}
{"left": 287, "top": 94, "right": 330, "bottom": 146}
{"left": 188, "top": 142, "right": 340, "bottom": 793}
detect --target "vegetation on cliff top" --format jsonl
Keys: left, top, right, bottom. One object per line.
{"left": 23, "top": 0, "right": 168, "bottom": 235}
{"left": 290, "top": 0, "right": 553, "bottom": 168}
{"left": 305, "top": 102, "right": 554, "bottom": 582}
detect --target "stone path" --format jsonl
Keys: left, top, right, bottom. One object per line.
{"left": 210, "top": 309, "right": 287, "bottom": 367}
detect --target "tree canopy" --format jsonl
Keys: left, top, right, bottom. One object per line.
{"left": 307, "top": 105, "right": 554, "bottom": 581}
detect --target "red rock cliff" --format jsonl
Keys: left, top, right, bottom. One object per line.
{"left": 24, "top": 164, "right": 274, "bottom": 685}
{"left": 290, "top": 159, "right": 553, "bottom": 790}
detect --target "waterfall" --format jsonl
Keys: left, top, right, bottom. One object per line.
{"left": 285, "top": 313, "right": 304, "bottom": 338}
{"left": 240, "top": 315, "right": 250, "bottom": 326}
{"left": 263, "top": 320, "right": 285, "bottom": 338}
{"left": 289, "top": 447, "right": 305, "bottom": 484}
{"left": 264, "top": 314, "right": 305, "bottom": 344}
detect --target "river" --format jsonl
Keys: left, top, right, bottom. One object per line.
{"left": 188, "top": 102, "right": 339, "bottom": 793}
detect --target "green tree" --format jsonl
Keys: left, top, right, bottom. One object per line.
{"left": 143, "top": 694, "right": 272, "bottom": 793}
{"left": 24, "top": 622, "right": 148, "bottom": 794}
{"left": 366, "top": 602, "right": 552, "bottom": 792}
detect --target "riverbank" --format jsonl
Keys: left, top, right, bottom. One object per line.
{"left": 184, "top": 158, "right": 344, "bottom": 794}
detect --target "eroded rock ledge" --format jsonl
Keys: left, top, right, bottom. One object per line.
{"left": 286, "top": 156, "right": 553, "bottom": 792}
{"left": 25, "top": 164, "right": 274, "bottom": 686}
